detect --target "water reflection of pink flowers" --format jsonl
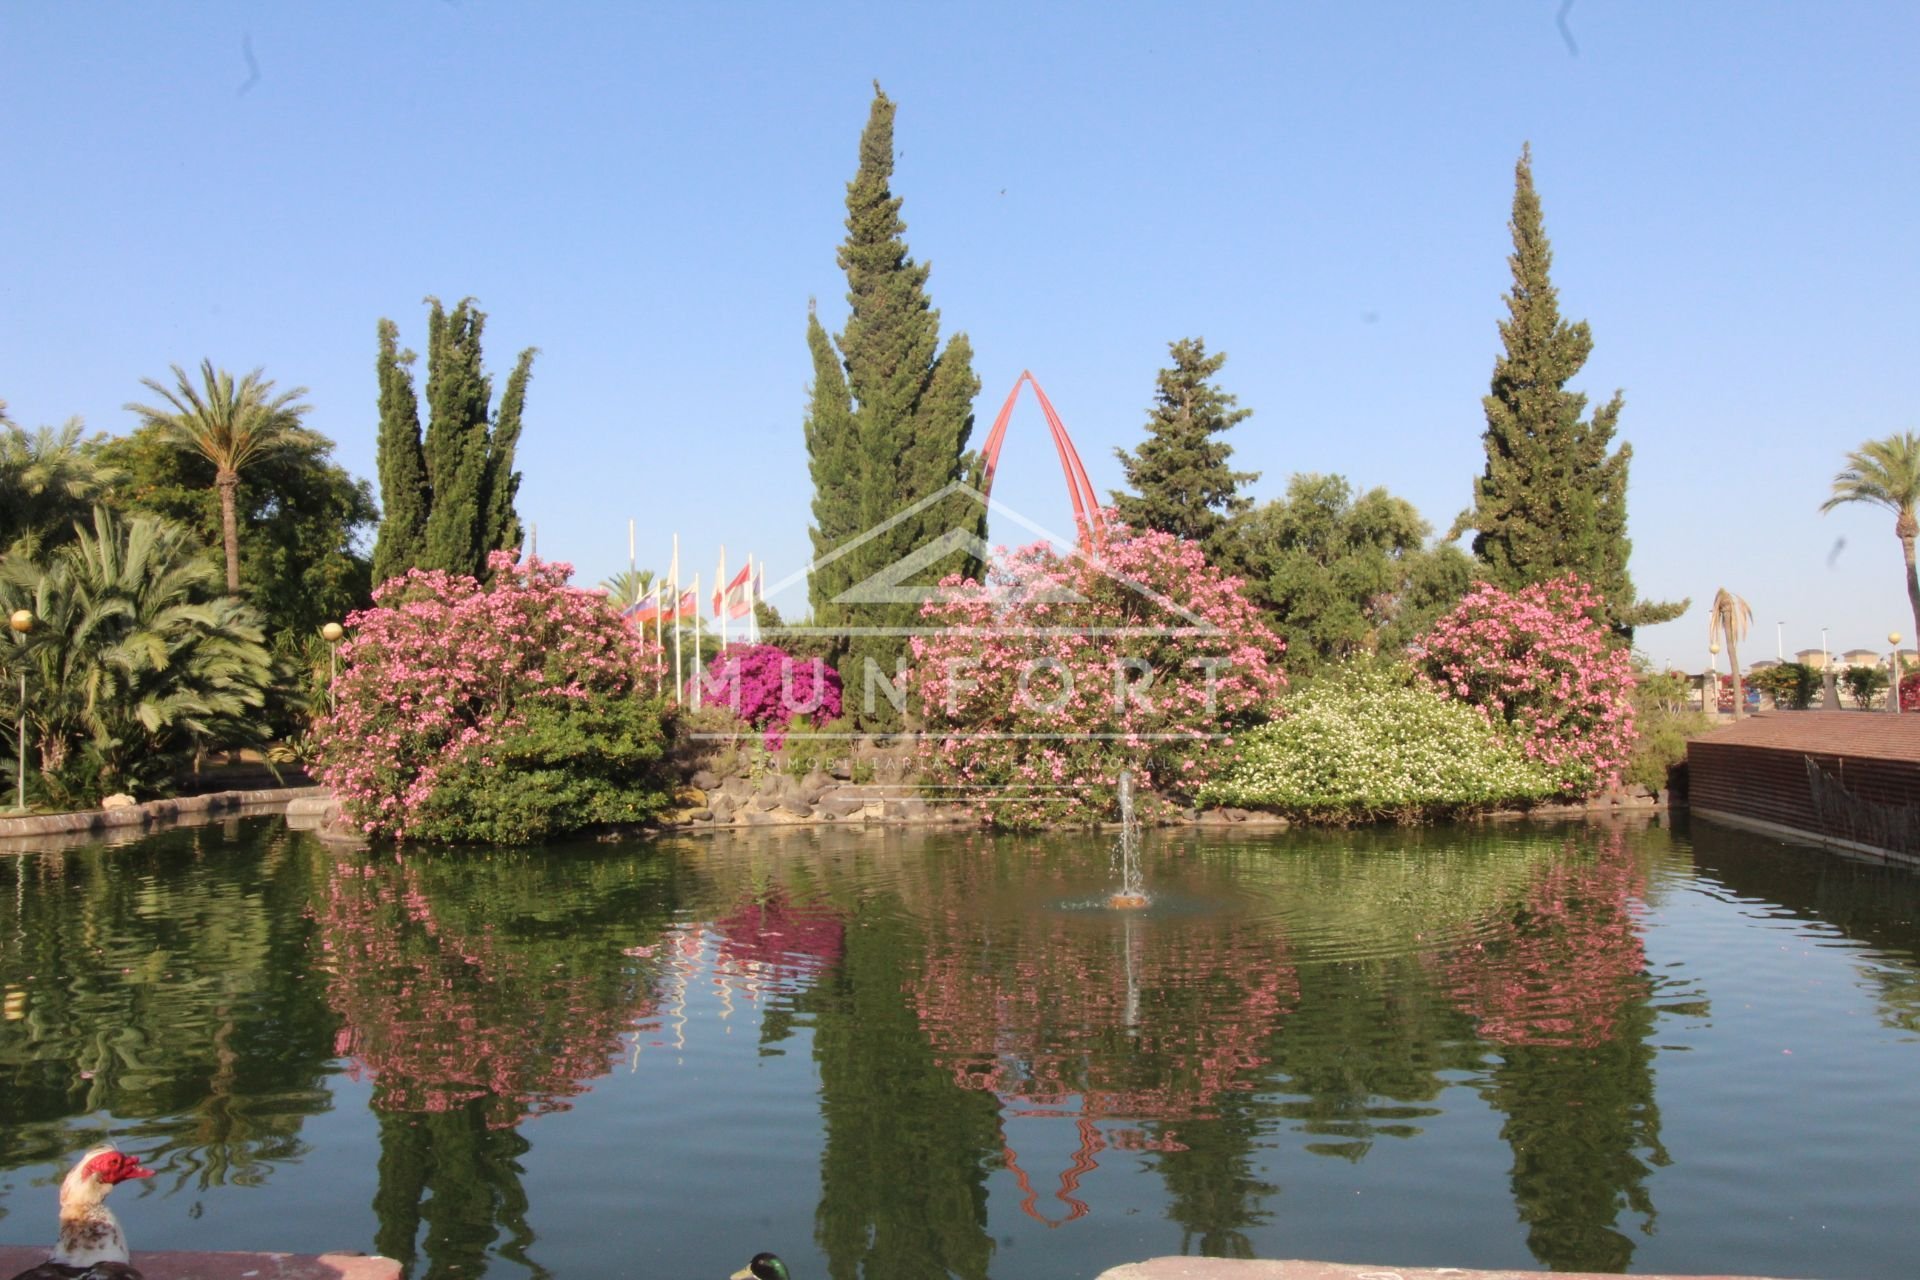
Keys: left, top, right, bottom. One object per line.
{"left": 1436, "top": 837, "right": 1650, "bottom": 1049}
{"left": 711, "top": 891, "right": 847, "bottom": 999}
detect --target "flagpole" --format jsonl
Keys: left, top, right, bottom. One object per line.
{"left": 653, "top": 579, "right": 663, "bottom": 696}
{"left": 691, "top": 572, "right": 703, "bottom": 709}
{"left": 671, "top": 533, "right": 683, "bottom": 705}
{"left": 717, "top": 545, "right": 728, "bottom": 654}
{"left": 745, "top": 553, "right": 757, "bottom": 643}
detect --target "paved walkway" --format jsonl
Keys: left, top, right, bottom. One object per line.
{"left": 1097, "top": 1261, "right": 1786, "bottom": 1279}
{"left": 0, "top": 1247, "right": 399, "bottom": 1280}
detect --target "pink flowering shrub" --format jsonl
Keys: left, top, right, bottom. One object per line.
{"left": 312, "top": 551, "right": 670, "bottom": 843}
{"left": 911, "top": 519, "right": 1286, "bottom": 826}
{"left": 690, "top": 643, "right": 842, "bottom": 748}
{"left": 1415, "top": 575, "right": 1636, "bottom": 795}
{"left": 1901, "top": 669, "right": 1920, "bottom": 712}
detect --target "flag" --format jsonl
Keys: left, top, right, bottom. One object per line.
{"left": 714, "top": 563, "right": 752, "bottom": 619}
{"left": 623, "top": 585, "right": 660, "bottom": 628}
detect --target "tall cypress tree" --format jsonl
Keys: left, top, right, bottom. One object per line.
{"left": 804, "top": 84, "right": 984, "bottom": 717}
{"left": 1111, "top": 337, "right": 1257, "bottom": 561}
{"left": 372, "top": 298, "right": 535, "bottom": 583}
{"left": 1455, "top": 146, "right": 1682, "bottom": 640}
{"left": 371, "top": 319, "right": 428, "bottom": 584}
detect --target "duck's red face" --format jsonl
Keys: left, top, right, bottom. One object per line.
{"left": 81, "top": 1152, "right": 153, "bottom": 1185}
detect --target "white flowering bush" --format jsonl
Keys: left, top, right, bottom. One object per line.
{"left": 1200, "top": 663, "right": 1558, "bottom": 822}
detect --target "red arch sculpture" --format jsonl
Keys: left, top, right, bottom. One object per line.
{"left": 978, "top": 371, "right": 1107, "bottom": 546}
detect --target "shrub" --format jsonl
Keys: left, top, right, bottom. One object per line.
{"left": 312, "top": 551, "right": 669, "bottom": 843}
{"left": 911, "top": 520, "right": 1286, "bottom": 826}
{"left": 1904, "top": 669, "right": 1920, "bottom": 712}
{"left": 1201, "top": 663, "right": 1558, "bottom": 821}
{"left": 1748, "top": 662, "right": 1817, "bottom": 710}
{"left": 690, "top": 643, "right": 841, "bottom": 748}
{"left": 1415, "top": 574, "right": 1635, "bottom": 796}
{"left": 1622, "top": 660, "right": 1710, "bottom": 794}
{"left": 1843, "top": 666, "right": 1890, "bottom": 709}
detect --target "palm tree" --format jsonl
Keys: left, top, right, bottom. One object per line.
{"left": 1822, "top": 431, "right": 1920, "bottom": 645}
{"left": 1708, "top": 588, "right": 1752, "bottom": 718}
{"left": 0, "top": 415, "right": 123, "bottom": 555}
{"left": 599, "top": 568, "right": 656, "bottom": 610}
{"left": 0, "top": 507, "right": 274, "bottom": 802}
{"left": 126, "top": 362, "right": 317, "bottom": 595}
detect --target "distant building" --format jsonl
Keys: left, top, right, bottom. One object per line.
{"left": 1840, "top": 648, "right": 1882, "bottom": 669}
{"left": 1794, "top": 648, "right": 1830, "bottom": 670}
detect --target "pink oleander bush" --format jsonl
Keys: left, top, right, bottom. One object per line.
{"left": 1901, "top": 669, "right": 1920, "bottom": 712}
{"left": 312, "top": 551, "right": 671, "bottom": 843}
{"left": 689, "top": 643, "right": 842, "bottom": 748}
{"left": 1415, "top": 574, "right": 1636, "bottom": 796}
{"left": 911, "top": 519, "right": 1286, "bottom": 826}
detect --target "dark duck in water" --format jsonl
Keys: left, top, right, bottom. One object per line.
{"left": 730, "top": 1255, "right": 790, "bottom": 1280}
{"left": 8, "top": 1146, "right": 153, "bottom": 1280}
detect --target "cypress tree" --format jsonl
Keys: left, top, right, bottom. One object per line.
{"left": 371, "top": 319, "right": 428, "bottom": 584}
{"left": 803, "top": 302, "right": 858, "bottom": 630}
{"left": 1111, "top": 337, "right": 1258, "bottom": 560}
{"left": 421, "top": 298, "right": 494, "bottom": 579}
{"left": 481, "top": 347, "right": 535, "bottom": 557}
{"left": 1455, "top": 146, "right": 1682, "bottom": 640}
{"left": 373, "top": 298, "right": 535, "bottom": 582}
{"left": 805, "top": 84, "right": 983, "bottom": 716}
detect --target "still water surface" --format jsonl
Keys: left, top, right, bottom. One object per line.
{"left": 3, "top": 816, "right": 1919, "bottom": 1279}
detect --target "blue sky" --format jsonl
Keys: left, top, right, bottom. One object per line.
{"left": 3, "top": 2, "right": 1915, "bottom": 672}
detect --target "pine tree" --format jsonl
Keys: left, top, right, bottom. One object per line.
{"left": 804, "top": 84, "right": 983, "bottom": 718}
{"left": 371, "top": 320, "right": 428, "bottom": 584}
{"left": 1111, "top": 338, "right": 1257, "bottom": 560}
{"left": 372, "top": 299, "right": 535, "bottom": 583}
{"left": 1455, "top": 146, "right": 1682, "bottom": 640}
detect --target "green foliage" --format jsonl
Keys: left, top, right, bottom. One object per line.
{"left": 1843, "top": 665, "right": 1890, "bottom": 709}
{"left": 0, "top": 508, "right": 275, "bottom": 804}
{"left": 409, "top": 690, "right": 672, "bottom": 845}
{"left": 0, "top": 410, "right": 124, "bottom": 557}
{"left": 599, "top": 568, "right": 656, "bottom": 609}
{"left": 1621, "top": 660, "right": 1709, "bottom": 793}
{"left": 371, "top": 317, "right": 429, "bottom": 583}
{"left": 1112, "top": 338, "right": 1257, "bottom": 559}
{"left": 374, "top": 299, "right": 536, "bottom": 583}
{"left": 1821, "top": 431, "right": 1920, "bottom": 644}
{"left": 124, "top": 361, "right": 319, "bottom": 595}
{"left": 1233, "top": 473, "right": 1454, "bottom": 672}
{"left": 804, "top": 86, "right": 984, "bottom": 721}
{"left": 1747, "top": 662, "right": 1818, "bottom": 710}
{"left": 100, "top": 420, "right": 376, "bottom": 644}
{"left": 780, "top": 714, "right": 854, "bottom": 777}
{"left": 1455, "top": 147, "right": 1682, "bottom": 641}
{"left": 1201, "top": 663, "right": 1558, "bottom": 822}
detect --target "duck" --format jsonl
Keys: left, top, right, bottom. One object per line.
{"left": 7, "top": 1146, "right": 154, "bottom": 1280}
{"left": 730, "top": 1254, "right": 790, "bottom": 1280}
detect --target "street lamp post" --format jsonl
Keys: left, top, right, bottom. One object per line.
{"left": 1708, "top": 641, "right": 1721, "bottom": 715}
{"left": 1777, "top": 621, "right": 1784, "bottom": 663}
{"left": 9, "top": 609, "right": 33, "bottom": 813}
{"left": 321, "top": 622, "right": 344, "bottom": 712}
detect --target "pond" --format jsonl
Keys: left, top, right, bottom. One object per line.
{"left": 3, "top": 815, "right": 1920, "bottom": 1280}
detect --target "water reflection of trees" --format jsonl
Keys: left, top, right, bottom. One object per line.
{"left": 0, "top": 824, "right": 334, "bottom": 1196}
{"left": 1439, "top": 827, "right": 1668, "bottom": 1273}
{"left": 311, "top": 848, "right": 685, "bottom": 1279}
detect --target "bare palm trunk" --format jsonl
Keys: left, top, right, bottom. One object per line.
{"left": 1905, "top": 532, "right": 1920, "bottom": 651}
{"left": 1729, "top": 633, "right": 1745, "bottom": 719}
{"left": 216, "top": 470, "right": 242, "bottom": 596}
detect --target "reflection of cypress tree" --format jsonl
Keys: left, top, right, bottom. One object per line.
{"left": 1481, "top": 1011, "right": 1666, "bottom": 1271}
{"left": 371, "top": 1101, "right": 548, "bottom": 1280}
{"left": 1455, "top": 838, "right": 1668, "bottom": 1271}
{"left": 1154, "top": 1092, "right": 1272, "bottom": 1258}
{"left": 805, "top": 905, "right": 999, "bottom": 1280}
{"left": 1267, "top": 956, "right": 1481, "bottom": 1162}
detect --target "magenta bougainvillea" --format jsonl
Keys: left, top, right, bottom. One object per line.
{"left": 693, "top": 643, "right": 842, "bottom": 747}
{"left": 910, "top": 519, "right": 1285, "bottom": 825}
{"left": 312, "top": 551, "right": 665, "bottom": 841}
{"left": 1901, "top": 669, "right": 1920, "bottom": 712}
{"left": 1416, "top": 574, "right": 1636, "bottom": 795}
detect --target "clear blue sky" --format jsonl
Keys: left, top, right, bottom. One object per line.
{"left": 3, "top": 2, "right": 1915, "bottom": 672}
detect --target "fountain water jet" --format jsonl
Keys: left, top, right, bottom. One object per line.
{"left": 1108, "top": 770, "right": 1150, "bottom": 909}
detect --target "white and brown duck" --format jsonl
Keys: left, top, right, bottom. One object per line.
{"left": 8, "top": 1146, "right": 154, "bottom": 1280}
